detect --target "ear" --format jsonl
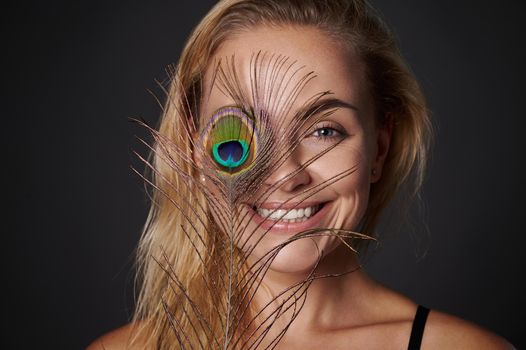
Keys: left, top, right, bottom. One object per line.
{"left": 371, "top": 114, "right": 393, "bottom": 183}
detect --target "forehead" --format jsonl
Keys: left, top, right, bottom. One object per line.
{"left": 200, "top": 25, "right": 371, "bottom": 120}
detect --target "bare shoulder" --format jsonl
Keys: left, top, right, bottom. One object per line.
{"left": 86, "top": 323, "right": 145, "bottom": 350}
{"left": 423, "top": 309, "right": 515, "bottom": 349}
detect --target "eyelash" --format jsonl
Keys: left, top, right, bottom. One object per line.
{"left": 308, "top": 122, "right": 347, "bottom": 141}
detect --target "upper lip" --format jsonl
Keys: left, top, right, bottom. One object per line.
{"left": 250, "top": 201, "right": 324, "bottom": 210}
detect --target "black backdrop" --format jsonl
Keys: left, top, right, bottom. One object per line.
{"left": 5, "top": 1, "right": 525, "bottom": 349}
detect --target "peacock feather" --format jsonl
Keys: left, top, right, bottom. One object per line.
{"left": 202, "top": 106, "right": 257, "bottom": 174}
{"left": 134, "top": 51, "right": 374, "bottom": 349}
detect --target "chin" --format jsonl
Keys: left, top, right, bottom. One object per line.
{"left": 256, "top": 234, "right": 342, "bottom": 276}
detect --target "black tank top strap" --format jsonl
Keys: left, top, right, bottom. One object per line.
{"left": 407, "top": 305, "right": 430, "bottom": 350}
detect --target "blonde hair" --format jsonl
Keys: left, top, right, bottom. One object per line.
{"left": 132, "top": 0, "right": 432, "bottom": 348}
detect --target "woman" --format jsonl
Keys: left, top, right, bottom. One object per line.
{"left": 88, "top": 0, "right": 514, "bottom": 348}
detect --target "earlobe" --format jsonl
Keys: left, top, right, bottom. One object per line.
{"left": 371, "top": 114, "right": 394, "bottom": 183}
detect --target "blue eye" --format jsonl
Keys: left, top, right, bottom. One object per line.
{"left": 305, "top": 122, "right": 348, "bottom": 142}
{"left": 312, "top": 127, "right": 339, "bottom": 138}
{"left": 313, "top": 128, "right": 338, "bottom": 137}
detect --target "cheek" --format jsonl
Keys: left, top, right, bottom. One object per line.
{"left": 310, "top": 140, "right": 371, "bottom": 191}
{"left": 310, "top": 142, "right": 372, "bottom": 229}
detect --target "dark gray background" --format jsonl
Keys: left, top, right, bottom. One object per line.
{"left": 5, "top": 0, "right": 525, "bottom": 349}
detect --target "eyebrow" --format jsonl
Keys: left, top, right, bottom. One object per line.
{"left": 296, "top": 97, "right": 359, "bottom": 121}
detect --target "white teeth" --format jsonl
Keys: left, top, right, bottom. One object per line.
{"left": 256, "top": 204, "right": 321, "bottom": 222}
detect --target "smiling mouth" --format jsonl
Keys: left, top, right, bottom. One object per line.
{"left": 251, "top": 203, "right": 326, "bottom": 223}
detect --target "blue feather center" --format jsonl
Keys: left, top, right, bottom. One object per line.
{"left": 212, "top": 140, "right": 249, "bottom": 168}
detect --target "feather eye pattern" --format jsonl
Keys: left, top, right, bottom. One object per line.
{"left": 136, "top": 51, "right": 375, "bottom": 350}
{"left": 201, "top": 106, "right": 257, "bottom": 175}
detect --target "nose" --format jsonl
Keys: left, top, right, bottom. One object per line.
{"left": 263, "top": 151, "right": 312, "bottom": 193}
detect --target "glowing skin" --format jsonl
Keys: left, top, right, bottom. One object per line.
{"left": 201, "top": 25, "right": 391, "bottom": 278}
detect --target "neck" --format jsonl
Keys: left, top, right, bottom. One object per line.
{"left": 249, "top": 244, "right": 374, "bottom": 336}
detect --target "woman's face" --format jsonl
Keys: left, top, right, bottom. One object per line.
{"left": 199, "top": 25, "right": 390, "bottom": 275}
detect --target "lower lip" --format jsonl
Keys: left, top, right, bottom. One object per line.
{"left": 249, "top": 202, "right": 331, "bottom": 234}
